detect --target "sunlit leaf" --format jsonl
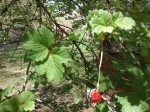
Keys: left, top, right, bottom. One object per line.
{"left": 115, "top": 93, "right": 149, "bottom": 112}
{"left": 88, "top": 10, "right": 113, "bottom": 34}
{"left": 22, "top": 101, "right": 35, "bottom": 111}
{"left": 115, "top": 17, "right": 135, "bottom": 30}
{"left": 88, "top": 9, "right": 135, "bottom": 35}
{"left": 35, "top": 49, "right": 71, "bottom": 82}
{"left": 18, "top": 91, "right": 36, "bottom": 102}
{"left": 22, "top": 26, "right": 54, "bottom": 62}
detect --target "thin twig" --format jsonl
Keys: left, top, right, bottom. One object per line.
{"left": 119, "top": 40, "right": 140, "bottom": 66}
{"left": 9, "top": 4, "right": 37, "bottom": 61}
{"left": 72, "top": 40, "right": 89, "bottom": 73}
{"left": 9, "top": 29, "right": 25, "bottom": 61}
{"left": 9, "top": 29, "right": 24, "bottom": 61}
{"left": 59, "top": 24, "right": 73, "bottom": 31}
{"left": 75, "top": 41, "right": 98, "bottom": 60}
{"left": 21, "top": 61, "right": 31, "bottom": 91}
{"left": 9, "top": 42, "right": 19, "bottom": 61}
{"left": 70, "top": 0, "right": 85, "bottom": 14}
{"left": 39, "top": 2, "right": 42, "bottom": 27}
{"left": 36, "top": 0, "right": 67, "bottom": 35}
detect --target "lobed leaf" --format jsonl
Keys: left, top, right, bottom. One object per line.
{"left": 22, "top": 101, "right": 35, "bottom": 111}
{"left": 115, "top": 17, "right": 135, "bottom": 30}
{"left": 22, "top": 26, "right": 54, "bottom": 62}
{"left": 0, "top": 86, "right": 13, "bottom": 101}
{"left": 35, "top": 49, "right": 71, "bottom": 83}
{"left": 87, "top": 9, "right": 136, "bottom": 35}
{"left": 0, "top": 91, "right": 36, "bottom": 112}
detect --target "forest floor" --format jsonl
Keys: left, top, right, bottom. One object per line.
{"left": 0, "top": 46, "right": 94, "bottom": 112}
{"left": 0, "top": 47, "right": 26, "bottom": 92}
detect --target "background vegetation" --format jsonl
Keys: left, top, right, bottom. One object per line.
{"left": 0, "top": 0, "right": 150, "bottom": 112}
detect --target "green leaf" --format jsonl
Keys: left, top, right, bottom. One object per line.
{"left": 115, "top": 93, "right": 149, "bottom": 112}
{"left": 18, "top": 91, "right": 36, "bottom": 102}
{"left": 0, "top": 86, "right": 13, "bottom": 101}
{"left": 114, "top": 17, "right": 135, "bottom": 30}
{"left": 92, "top": 25, "right": 114, "bottom": 34}
{"left": 35, "top": 60, "right": 46, "bottom": 76}
{"left": 87, "top": 9, "right": 135, "bottom": 35}
{"left": 25, "top": 50, "right": 49, "bottom": 62}
{"left": 95, "top": 101, "right": 108, "bottom": 112}
{"left": 89, "top": 10, "right": 112, "bottom": 26}
{"left": 68, "top": 30, "right": 85, "bottom": 41}
{"left": 22, "top": 26, "right": 54, "bottom": 62}
{"left": 101, "top": 26, "right": 114, "bottom": 33}
{"left": 68, "top": 32, "right": 79, "bottom": 41}
{"left": 46, "top": 54, "right": 65, "bottom": 82}
{"left": 0, "top": 96, "right": 20, "bottom": 112}
{"left": 18, "top": 91, "right": 36, "bottom": 111}
{"left": 128, "top": 67, "right": 144, "bottom": 77}
{"left": 35, "top": 49, "right": 71, "bottom": 82}
{"left": 99, "top": 73, "right": 114, "bottom": 92}
{"left": 140, "top": 46, "right": 150, "bottom": 59}
{"left": 113, "top": 12, "right": 124, "bottom": 20}
{"left": 0, "top": 91, "right": 36, "bottom": 112}
{"left": 52, "top": 48, "right": 71, "bottom": 64}
{"left": 112, "top": 12, "right": 123, "bottom": 27}
{"left": 88, "top": 9, "right": 113, "bottom": 35}
{"left": 92, "top": 25, "right": 103, "bottom": 34}
{"left": 22, "top": 101, "right": 35, "bottom": 111}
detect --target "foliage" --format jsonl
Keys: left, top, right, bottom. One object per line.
{"left": 88, "top": 10, "right": 135, "bottom": 35}
{"left": 0, "top": 86, "right": 13, "bottom": 101}
{"left": 115, "top": 93, "right": 149, "bottom": 112}
{"left": 22, "top": 26, "right": 71, "bottom": 82}
{"left": 0, "top": 90, "right": 36, "bottom": 112}
{"left": 0, "top": 0, "right": 150, "bottom": 111}
{"left": 22, "top": 26, "right": 55, "bottom": 62}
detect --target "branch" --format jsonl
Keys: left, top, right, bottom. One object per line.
{"left": 9, "top": 29, "right": 25, "bottom": 61}
{"left": 69, "top": 0, "right": 86, "bottom": 14}
{"left": 9, "top": 42, "right": 20, "bottom": 61}
{"left": 119, "top": 40, "right": 140, "bottom": 66}
{"left": 21, "top": 61, "right": 31, "bottom": 91}
{"left": 35, "top": 0, "right": 67, "bottom": 35}
{"left": 39, "top": 2, "right": 42, "bottom": 27}
{"left": 72, "top": 40, "right": 89, "bottom": 74}
{"left": 75, "top": 41, "right": 98, "bottom": 60}
{"left": 59, "top": 24, "right": 73, "bottom": 31}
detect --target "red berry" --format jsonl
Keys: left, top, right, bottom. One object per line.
{"left": 91, "top": 90, "right": 102, "bottom": 103}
